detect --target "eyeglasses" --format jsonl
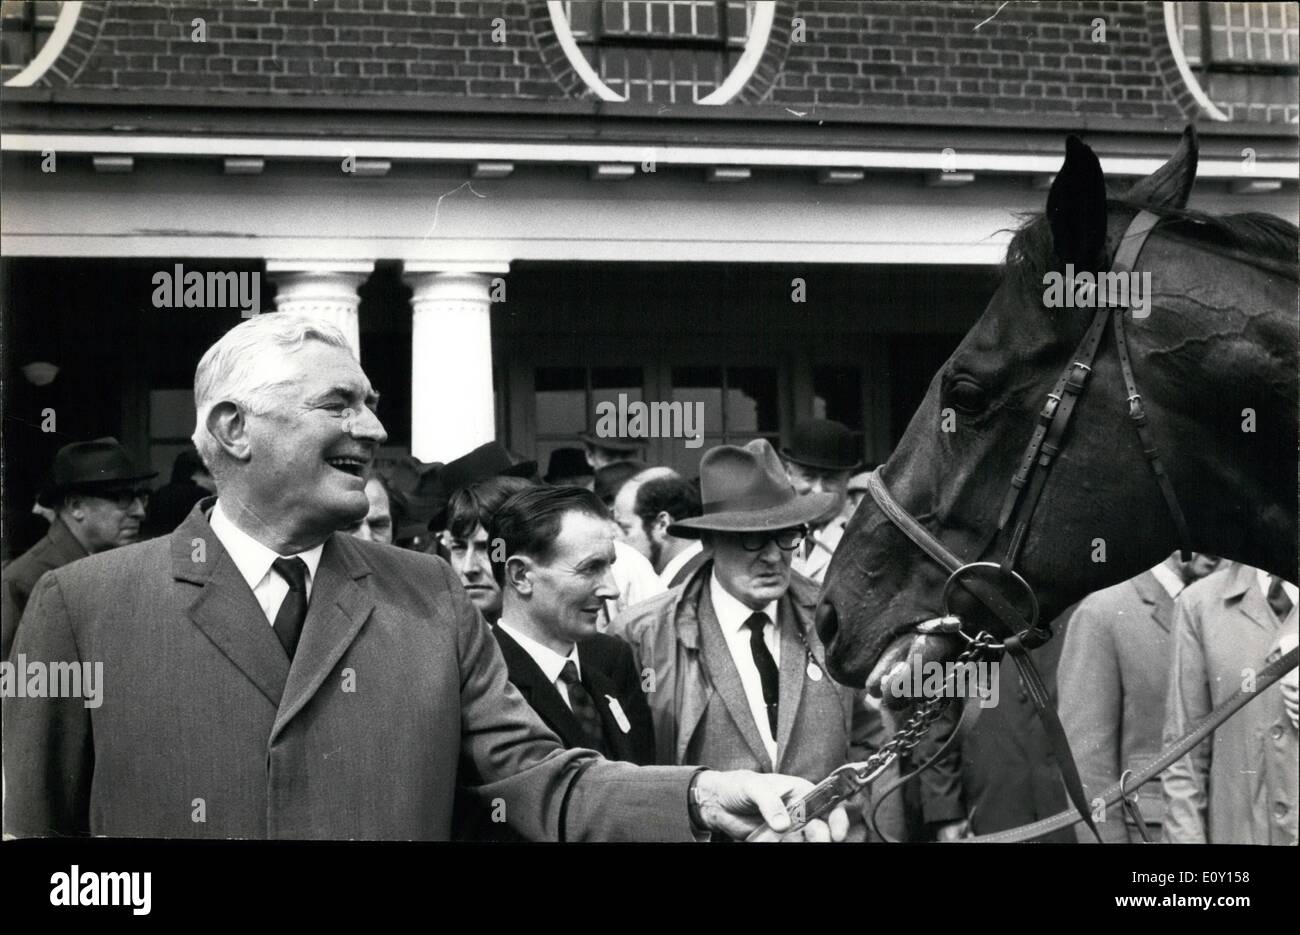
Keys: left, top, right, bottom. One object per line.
{"left": 738, "top": 528, "right": 806, "bottom": 552}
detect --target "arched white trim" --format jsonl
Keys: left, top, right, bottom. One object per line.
{"left": 547, "top": 0, "right": 775, "bottom": 105}
{"left": 4, "top": 1, "right": 83, "bottom": 88}
{"left": 1161, "top": 1, "right": 1229, "bottom": 122}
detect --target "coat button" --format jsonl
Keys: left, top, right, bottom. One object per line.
{"left": 1271, "top": 725, "right": 1285, "bottom": 740}
{"left": 1274, "top": 801, "right": 1290, "bottom": 819}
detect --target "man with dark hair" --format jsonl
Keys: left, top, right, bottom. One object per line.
{"left": 143, "top": 447, "right": 215, "bottom": 538}
{"left": 2, "top": 437, "right": 156, "bottom": 660}
{"left": 614, "top": 473, "right": 705, "bottom": 586}
{"left": 442, "top": 475, "right": 534, "bottom": 624}
{"left": 6, "top": 314, "right": 844, "bottom": 843}
{"left": 483, "top": 485, "right": 655, "bottom": 770}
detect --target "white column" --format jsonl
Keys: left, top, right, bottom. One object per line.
{"left": 405, "top": 263, "right": 507, "bottom": 463}
{"left": 266, "top": 261, "right": 375, "bottom": 358}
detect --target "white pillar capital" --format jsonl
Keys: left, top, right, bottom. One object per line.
{"left": 406, "top": 268, "right": 503, "bottom": 464}
{"left": 266, "top": 261, "right": 374, "bottom": 358}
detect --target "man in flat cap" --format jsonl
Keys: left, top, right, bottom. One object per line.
{"left": 780, "top": 419, "right": 862, "bottom": 585}
{"left": 611, "top": 439, "right": 893, "bottom": 839}
{"left": 2, "top": 437, "right": 155, "bottom": 659}
{"left": 4, "top": 313, "right": 846, "bottom": 843}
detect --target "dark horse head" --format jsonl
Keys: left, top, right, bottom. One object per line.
{"left": 818, "top": 127, "right": 1298, "bottom": 691}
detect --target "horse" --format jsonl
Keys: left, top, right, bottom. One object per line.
{"left": 816, "top": 126, "right": 1298, "bottom": 693}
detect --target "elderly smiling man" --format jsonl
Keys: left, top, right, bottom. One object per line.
{"left": 3, "top": 313, "right": 845, "bottom": 843}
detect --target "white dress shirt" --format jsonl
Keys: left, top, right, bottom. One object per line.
{"left": 659, "top": 540, "right": 705, "bottom": 587}
{"left": 1256, "top": 568, "right": 1298, "bottom": 617}
{"left": 496, "top": 619, "right": 582, "bottom": 710}
{"left": 1149, "top": 561, "right": 1187, "bottom": 600}
{"left": 208, "top": 500, "right": 324, "bottom": 626}
{"left": 709, "top": 572, "right": 780, "bottom": 763}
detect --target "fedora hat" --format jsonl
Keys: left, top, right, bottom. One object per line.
{"left": 593, "top": 459, "right": 646, "bottom": 506}
{"left": 38, "top": 437, "right": 157, "bottom": 508}
{"left": 543, "top": 446, "right": 593, "bottom": 484}
{"left": 577, "top": 431, "right": 644, "bottom": 454}
{"left": 668, "top": 439, "right": 835, "bottom": 538}
{"left": 780, "top": 419, "right": 862, "bottom": 472}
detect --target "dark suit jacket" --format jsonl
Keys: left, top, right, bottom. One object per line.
{"left": 1, "top": 516, "right": 88, "bottom": 661}
{"left": 494, "top": 626, "right": 655, "bottom": 765}
{"left": 3, "top": 500, "right": 699, "bottom": 841}
{"left": 455, "top": 626, "right": 657, "bottom": 840}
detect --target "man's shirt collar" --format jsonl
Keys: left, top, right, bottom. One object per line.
{"left": 1149, "top": 561, "right": 1186, "bottom": 600}
{"left": 497, "top": 618, "right": 580, "bottom": 684}
{"left": 709, "top": 571, "right": 777, "bottom": 634}
{"left": 209, "top": 499, "right": 324, "bottom": 593}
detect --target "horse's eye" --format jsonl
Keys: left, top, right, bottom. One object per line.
{"left": 946, "top": 378, "right": 987, "bottom": 415}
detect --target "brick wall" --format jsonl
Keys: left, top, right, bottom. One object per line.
{"left": 44, "top": 0, "right": 1222, "bottom": 123}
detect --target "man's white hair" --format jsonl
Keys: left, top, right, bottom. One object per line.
{"left": 191, "top": 313, "right": 351, "bottom": 472}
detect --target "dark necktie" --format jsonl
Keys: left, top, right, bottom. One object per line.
{"left": 1267, "top": 575, "right": 1294, "bottom": 622}
{"left": 559, "top": 660, "right": 607, "bottom": 756}
{"left": 271, "top": 557, "right": 309, "bottom": 659}
{"left": 745, "top": 612, "right": 779, "bottom": 738}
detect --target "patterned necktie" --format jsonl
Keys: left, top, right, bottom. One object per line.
{"left": 558, "top": 660, "right": 607, "bottom": 755}
{"left": 1267, "top": 575, "right": 1294, "bottom": 622}
{"left": 271, "top": 557, "right": 309, "bottom": 659}
{"left": 745, "top": 612, "right": 780, "bottom": 738}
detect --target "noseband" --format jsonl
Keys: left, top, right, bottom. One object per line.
{"left": 862, "top": 209, "right": 1196, "bottom": 842}
{"left": 867, "top": 208, "right": 1193, "bottom": 648}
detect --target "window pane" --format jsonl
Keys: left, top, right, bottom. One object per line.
{"left": 812, "top": 366, "right": 863, "bottom": 430}
{"left": 591, "top": 367, "right": 644, "bottom": 429}
{"left": 672, "top": 366, "right": 723, "bottom": 435}
{"left": 536, "top": 367, "right": 586, "bottom": 437}
{"left": 150, "top": 388, "right": 196, "bottom": 439}
{"left": 725, "top": 367, "right": 778, "bottom": 434}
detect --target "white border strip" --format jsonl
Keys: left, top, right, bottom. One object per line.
{"left": 1162, "top": 1, "right": 1229, "bottom": 122}
{"left": 547, "top": 0, "right": 776, "bottom": 105}
{"left": 2, "top": 132, "right": 1293, "bottom": 179}
{"left": 4, "top": 1, "right": 83, "bottom": 88}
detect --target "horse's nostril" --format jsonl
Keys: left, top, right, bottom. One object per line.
{"left": 815, "top": 599, "right": 839, "bottom": 647}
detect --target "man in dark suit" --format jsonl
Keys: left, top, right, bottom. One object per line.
{"left": 2, "top": 437, "right": 155, "bottom": 660}
{"left": 490, "top": 486, "right": 656, "bottom": 766}
{"left": 3, "top": 312, "right": 845, "bottom": 843}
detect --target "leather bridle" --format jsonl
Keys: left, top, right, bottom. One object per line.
{"left": 864, "top": 208, "right": 1198, "bottom": 840}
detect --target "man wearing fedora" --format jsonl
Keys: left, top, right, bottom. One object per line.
{"left": 610, "top": 439, "right": 892, "bottom": 839}
{"left": 780, "top": 419, "right": 862, "bottom": 585}
{"left": 5, "top": 314, "right": 847, "bottom": 843}
{"left": 542, "top": 447, "right": 594, "bottom": 489}
{"left": 578, "top": 431, "right": 644, "bottom": 473}
{"left": 2, "top": 437, "right": 156, "bottom": 660}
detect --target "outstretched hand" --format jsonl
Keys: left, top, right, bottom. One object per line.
{"left": 692, "top": 770, "right": 850, "bottom": 842}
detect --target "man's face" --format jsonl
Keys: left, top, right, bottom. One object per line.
{"left": 69, "top": 490, "right": 147, "bottom": 552}
{"left": 345, "top": 477, "right": 393, "bottom": 545}
{"left": 784, "top": 461, "right": 850, "bottom": 522}
{"left": 447, "top": 523, "right": 502, "bottom": 620}
{"left": 240, "top": 341, "right": 386, "bottom": 540}
{"left": 710, "top": 529, "right": 796, "bottom": 609}
{"left": 612, "top": 482, "right": 654, "bottom": 561}
{"left": 521, "top": 511, "right": 619, "bottom": 646}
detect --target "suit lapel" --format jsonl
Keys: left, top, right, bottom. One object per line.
{"left": 774, "top": 593, "right": 809, "bottom": 768}
{"left": 174, "top": 505, "right": 289, "bottom": 708}
{"left": 697, "top": 584, "right": 773, "bottom": 770}
{"left": 494, "top": 626, "right": 587, "bottom": 748}
{"left": 672, "top": 571, "right": 715, "bottom": 765}
{"left": 1227, "top": 562, "right": 1273, "bottom": 633}
{"left": 1131, "top": 571, "right": 1172, "bottom": 632}
{"left": 585, "top": 660, "right": 634, "bottom": 761}
{"left": 271, "top": 535, "right": 376, "bottom": 742}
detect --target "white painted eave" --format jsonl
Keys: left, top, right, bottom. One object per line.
{"left": 2, "top": 132, "right": 1295, "bottom": 181}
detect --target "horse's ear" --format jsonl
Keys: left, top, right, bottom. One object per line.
{"left": 1124, "top": 125, "right": 1198, "bottom": 209}
{"left": 1047, "top": 135, "right": 1107, "bottom": 268}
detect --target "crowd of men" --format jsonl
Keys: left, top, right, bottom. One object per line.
{"left": 2, "top": 311, "right": 1295, "bottom": 844}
